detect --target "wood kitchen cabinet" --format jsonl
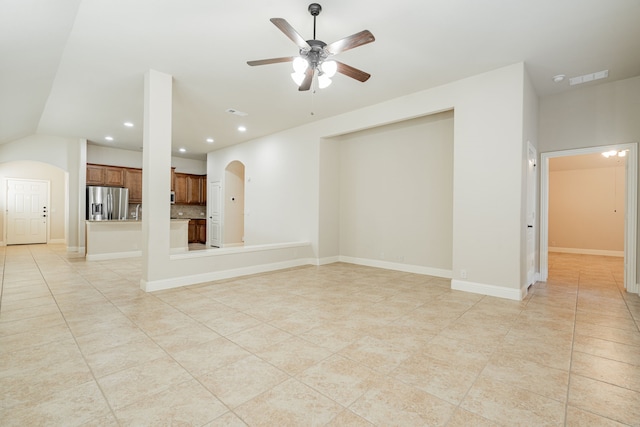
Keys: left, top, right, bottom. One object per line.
{"left": 174, "top": 172, "right": 206, "bottom": 205}
{"left": 86, "top": 164, "right": 125, "bottom": 186}
{"left": 187, "top": 175, "right": 201, "bottom": 204}
{"left": 86, "top": 163, "right": 205, "bottom": 205}
{"left": 174, "top": 173, "right": 189, "bottom": 204}
{"left": 197, "top": 219, "right": 207, "bottom": 243}
{"left": 188, "top": 219, "right": 206, "bottom": 244}
{"left": 124, "top": 168, "right": 143, "bottom": 203}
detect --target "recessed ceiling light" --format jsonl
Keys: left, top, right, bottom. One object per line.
{"left": 226, "top": 108, "right": 248, "bottom": 116}
{"left": 206, "top": 138, "right": 214, "bottom": 143}
{"left": 179, "top": 148, "right": 186, "bottom": 153}
{"left": 123, "top": 122, "right": 134, "bottom": 127}
{"left": 238, "top": 126, "right": 247, "bottom": 132}
{"left": 105, "top": 136, "right": 114, "bottom": 141}
{"left": 552, "top": 74, "right": 565, "bottom": 83}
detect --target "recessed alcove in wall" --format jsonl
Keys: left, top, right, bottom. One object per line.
{"left": 224, "top": 160, "right": 245, "bottom": 246}
{"left": 332, "top": 109, "right": 454, "bottom": 273}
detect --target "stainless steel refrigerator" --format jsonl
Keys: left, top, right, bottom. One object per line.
{"left": 86, "top": 186, "right": 129, "bottom": 220}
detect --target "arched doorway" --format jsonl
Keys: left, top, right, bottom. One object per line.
{"left": 224, "top": 161, "right": 245, "bottom": 247}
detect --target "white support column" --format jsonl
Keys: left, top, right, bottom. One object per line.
{"left": 141, "top": 69, "right": 173, "bottom": 290}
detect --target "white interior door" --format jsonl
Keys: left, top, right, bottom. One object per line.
{"left": 6, "top": 179, "right": 49, "bottom": 245}
{"left": 526, "top": 142, "right": 537, "bottom": 286}
{"left": 208, "top": 181, "right": 221, "bottom": 247}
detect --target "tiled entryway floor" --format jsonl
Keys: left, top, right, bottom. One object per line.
{"left": 1, "top": 245, "right": 640, "bottom": 426}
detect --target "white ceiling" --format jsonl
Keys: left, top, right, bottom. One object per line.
{"left": 2, "top": 0, "right": 639, "bottom": 160}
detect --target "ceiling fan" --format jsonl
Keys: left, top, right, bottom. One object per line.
{"left": 247, "top": 3, "right": 375, "bottom": 91}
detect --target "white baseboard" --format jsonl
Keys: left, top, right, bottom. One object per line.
{"left": 86, "top": 250, "right": 142, "bottom": 261}
{"left": 222, "top": 242, "right": 244, "bottom": 248}
{"left": 48, "top": 238, "right": 66, "bottom": 244}
{"left": 141, "top": 258, "right": 312, "bottom": 292}
{"left": 338, "top": 256, "right": 452, "bottom": 279}
{"left": 451, "top": 279, "right": 525, "bottom": 301}
{"left": 314, "top": 256, "right": 340, "bottom": 266}
{"left": 549, "top": 247, "right": 624, "bottom": 257}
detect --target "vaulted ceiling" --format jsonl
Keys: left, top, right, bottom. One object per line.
{"left": 2, "top": 0, "right": 639, "bottom": 159}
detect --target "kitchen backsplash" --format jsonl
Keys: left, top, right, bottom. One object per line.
{"left": 170, "top": 204, "right": 206, "bottom": 219}
{"left": 126, "top": 204, "right": 206, "bottom": 219}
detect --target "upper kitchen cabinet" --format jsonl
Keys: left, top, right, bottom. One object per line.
{"left": 174, "top": 173, "right": 188, "bottom": 204}
{"left": 187, "top": 175, "right": 201, "bottom": 205}
{"left": 87, "top": 164, "right": 125, "bottom": 186}
{"left": 174, "top": 172, "right": 206, "bottom": 205}
{"left": 124, "top": 168, "right": 143, "bottom": 203}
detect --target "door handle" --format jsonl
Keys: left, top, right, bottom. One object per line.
{"left": 527, "top": 225, "right": 533, "bottom": 228}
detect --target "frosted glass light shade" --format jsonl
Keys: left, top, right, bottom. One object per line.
{"left": 321, "top": 60, "right": 337, "bottom": 77}
{"left": 318, "top": 74, "right": 332, "bottom": 89}
{"left": 291, "top": 72, "right": 305, "bottom": 86}
{"left": 292, "top": 57, "right": 308, "bottom": 73}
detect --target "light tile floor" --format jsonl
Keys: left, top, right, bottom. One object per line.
{"left": 1, "top": 245, "right": 639, "bottom": 426}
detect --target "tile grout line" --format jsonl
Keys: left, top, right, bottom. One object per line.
{"left": 562, "top": 265, "right": 580, "bottom": 427}
{"left": 26, "top": 244, "right": 124, "bottom": 426}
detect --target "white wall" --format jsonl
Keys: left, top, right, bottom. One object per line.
{"left": 539, "top": 75, "right": 640, "bottom": 278}
{"left": 207, "top": 129, "right": 319, "bottom": 247}
{"left": 520, "top": 66, "right": 540, "bottom": 287}
{"left": 2, "top": 64, "right": 534, "bottom": 300}
{"left": 87, "top": 144, "right": 206, "bottom": 174}
{"left": 549, "top": 165, "right": 625, "bottom": 254}
{"left": 337, "top": 111, "right": 454, "bottom": 272}
{"left": 200, "top": 63, "right": 528, "bottom": 299}
{"left": 223, "top": 161, "right": 245, "bottom": 245}
{"left": 317, "top": 138, "right": 340, "bottom": 261}
{"left": 0, "top": 134, "right": 85, "bottom": 250}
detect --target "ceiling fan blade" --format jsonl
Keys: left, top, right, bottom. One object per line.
{"left": 270, "top": 18, "right": 310, "bottom": 49}
{"left": 247, "top": 57, "right": 296, "bottom": 66}
{"left": 335, "top": 61, "right": 371, "bottom": 82}
{"left": 325, "top": 30, "right": 375, "bottom": 55}
{"left": 298, "top": 67, "right": 314, "bottom": 91}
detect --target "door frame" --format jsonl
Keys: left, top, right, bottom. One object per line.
{"left": 539, "top": 143, "right": 638, "bottom": 293}
{"left": 4, "top": 177, "right": 51, "bottom": 245}
{"left": 207, "top": 181, "right": 222, "bottom": 247}
{"left": 526, "top": 141, "right": 537, "bottom": 287}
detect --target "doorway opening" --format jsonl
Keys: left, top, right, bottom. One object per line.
{"left": 540, "top": 143, "right": 638, "bottom": 294}
{"left": 224, "top": 161, "right": 245, "bottom": 247}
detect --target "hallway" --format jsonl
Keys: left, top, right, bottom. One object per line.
{"left": 1, "top": 245, "right": 639, "bottom": 425}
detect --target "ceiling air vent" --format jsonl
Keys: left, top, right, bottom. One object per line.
{"left": 569, "top": 70, "right": 608, "bottom": 86}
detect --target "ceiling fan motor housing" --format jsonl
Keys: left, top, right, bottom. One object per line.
{"left": 308, "top": 3, "right": 322, "bottom": 16}
{"left": 302, "top": 39, "right": 328, "bottom": 69}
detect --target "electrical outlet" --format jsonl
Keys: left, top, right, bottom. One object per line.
{"left": 460, "top": 269, "right": 467, "bottom": 279}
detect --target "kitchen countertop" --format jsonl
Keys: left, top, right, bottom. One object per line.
{"left": 86, "top": 218, "right": 190, "bottom": 222}
{"left": 171, "top": 217, "right": 206, "bottom": 220}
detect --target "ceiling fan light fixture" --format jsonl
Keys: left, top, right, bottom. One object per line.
{"left": 292, "top": 57, "right": 308, "bottom": 73}
{"left": 291, "top": 72, "right": 306, "bottom": 86}
{"left": 321, "top": 60, "right": 337, "bottom": 77}
{"left": 318, "top": 74, "right": 332, "bottom": 89}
